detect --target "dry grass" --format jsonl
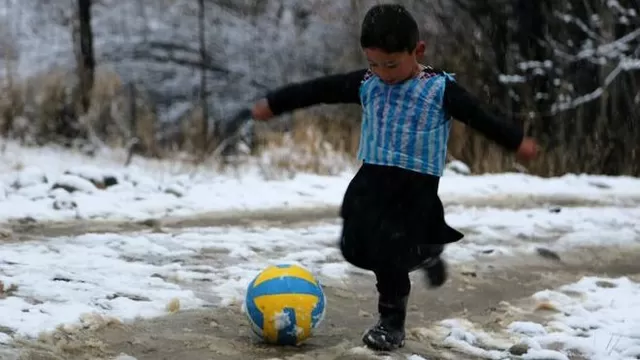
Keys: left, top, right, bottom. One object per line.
{"left": 256, "top": 112, "right": 640, "bottom": 177}
{"left": 0, "top": 280, "right": 19, "bottom": 298}
{"left": 0, "top": 68, "right": 245, "bottom": 166}
{"left": 1, "top": 69, "right": 637, "bottom": 177}
{"left": 254, "top": 109, "right": 538, "bottom": 176}
{"left": 0, "top": 68, "right": 172, "bottom": 157}
{"left": 254, "top": 110, "right": 359, "bottom": 177}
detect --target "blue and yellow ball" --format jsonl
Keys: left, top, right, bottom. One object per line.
{"left": 243, "top": 264, "right": 326, "bottom": 345}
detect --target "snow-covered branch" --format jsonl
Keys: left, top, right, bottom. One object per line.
{"left": 499, "top": 1, "right": 640, "bottom": 115}
{"left": 575, "top": 28, "right": 640, "bottom": 61}
{"left": 550, "top": 60, "right": 623, "bottom": 114}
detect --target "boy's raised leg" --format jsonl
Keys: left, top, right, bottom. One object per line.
{"left": 414, "top": 244, "right": 448, "bottom": 288}
{"left": 422, "top": 256, "right": 447, "bottom": 288}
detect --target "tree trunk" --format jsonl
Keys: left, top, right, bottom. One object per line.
{"left": 75, "top": 0, "right": 95, "bottom": 114}
{"left": 198, "top": 0, "right": 209, "bottom": 156}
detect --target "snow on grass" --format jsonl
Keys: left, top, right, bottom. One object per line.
{"left": 0, "top": 333, "right": 10, "bottom": 344}
{"left": 419, "top": 277, "right": 640, "bottom": 360}
{"left": 525, "top": 277, "right": 640, "bottom": 360}
{"left": 1, "top": 141, "right": 640, "bottom": 224}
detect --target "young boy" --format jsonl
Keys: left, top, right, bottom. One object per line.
{"left": 250, "top": 3, "right": 538, "bottom": 351}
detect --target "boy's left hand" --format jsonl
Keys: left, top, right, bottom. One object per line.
{"left": 251, "top": 98, "right": 274, "bottom": 121}
{"left": 516, "top": 137, "right": 539, "bottom": 161}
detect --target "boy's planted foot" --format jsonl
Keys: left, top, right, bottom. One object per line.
{"left": 421, "top": 256, "right": 447, "bottom": 288}
{"left": 362, "top": 319, "right": 406, "bottom": 351}
{"left": 362, "top": 296, "right": 408, "bottom": 351}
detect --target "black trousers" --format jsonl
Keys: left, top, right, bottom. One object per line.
{"left": 375, "top": 268, "right": 412, "bottom": 300}
{"left": 374, "top": 244, "right": 444, "bottom": 300}
{"left": 339, "top": 163, "right": 463, "bottom": 272}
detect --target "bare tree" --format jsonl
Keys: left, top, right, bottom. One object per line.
{"left": 74, "top": 0, "right": 95, "bottom": 114}
{"left": 430, "top": 0, "right": 640, "bottom": 175}
{"left": 198, "top": 0, "right": 209, "bottom": 155}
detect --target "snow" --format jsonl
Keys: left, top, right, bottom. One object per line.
{"left": 0, "top": 234, "right": 205, "bottom": 336}
{"left": 341, "top": 346, "right": 428, "bottom": 360}
{"left": 508, "top": 321, "right": 548, "bottom": 337}
{"left": 274, "top": 311, "right": 293, "bottom": 331}
{"left": 113, "top": 355, "right": 138, "bottom": 360}
{"left": 425, "top": 276, "right": 640, "bottom": 360}
{"left": 528, "top": 277, "right": 640, "bottom": 359}
{"left": 0, "top": 333, "right": 10, "bottom": 344}
{"left": 0, "top": 205, "right": 638, "bottom": 340}
{"left": 1, "top": 141, "right": 640, "bottom": 225}
{"left": 0, "top": 141, "right": 639, "bottom": 360}
{"left": 498, "top": 4, "right": 640, "bottom": 117}
{"left": 0, "top": 0, "right": 359, "bottom": 121}
{"left": 523, "top": 349, "right": 569, "bottom": 360}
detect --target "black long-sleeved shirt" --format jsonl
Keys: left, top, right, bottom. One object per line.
{"left": 266, "top": 68, "right": 524, "bottom": 152}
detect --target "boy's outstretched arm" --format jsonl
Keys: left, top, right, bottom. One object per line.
{"left": 443, "top": 79, "right": 539, "bottom": 161}
{"left": 252, "top": 69, "right": 368, "bottom": 121}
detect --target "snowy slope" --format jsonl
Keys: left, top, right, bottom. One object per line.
{"left": 1, "top": 140, "right": 640, "bottom": 224}
{"left": 0, "top": 0, "right": 362, "bottom": 123}
{"left": 435, "top": 277, "right": 640, "bottom": 360}
{"left": 0, "top": 141, "right": 638, "bottom": 360}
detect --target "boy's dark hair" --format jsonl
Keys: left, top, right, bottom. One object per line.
{"left": 360, "top": 4, "right": 419, "bottom": 53}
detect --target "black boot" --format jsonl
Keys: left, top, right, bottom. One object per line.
{"left": 362, "top": 296, "right": 408, "bottom": 351}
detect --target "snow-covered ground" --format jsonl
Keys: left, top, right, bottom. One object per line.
{"left": 1, "top": 141, "right": 640, "bottom": 360}
{"left": 2, "top": 141, "right": 640, "bottom": 225}
{"left": 431, "top": 276, "right": 640, "bottom": 360}
{"left": 1, "top": 205, "right": 639, "bottom": 339}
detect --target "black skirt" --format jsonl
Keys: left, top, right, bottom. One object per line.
{"left": 339, "top": 163, "right": 464, "bottom": 272}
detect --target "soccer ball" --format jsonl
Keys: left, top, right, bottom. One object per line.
{"left": 243, "top": 264, "right": 326, "bottom": 345}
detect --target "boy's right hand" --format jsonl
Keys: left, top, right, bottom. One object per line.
{"left": 251, "top": 98, "right": 274, "bottom": 121}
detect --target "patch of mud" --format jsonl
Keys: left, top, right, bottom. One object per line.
{"left": 5, "top": 193, "right": 640, "bottom": 240}
{"left": 11, "top": 245, "right": 640, "bottom": 360}
{"left": 4, "top": 206, "right": 341, "bottom": 241}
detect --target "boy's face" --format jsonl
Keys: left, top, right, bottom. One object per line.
{"left": 364, "top": 41, "right": 425, "bottom": 85}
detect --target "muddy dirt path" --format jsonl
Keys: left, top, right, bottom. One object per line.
{"left": 5, "top": 193, "right": 639, "bottom": 241}
{"left": 8, "top": 244, "right": 640, "bottom": 360}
